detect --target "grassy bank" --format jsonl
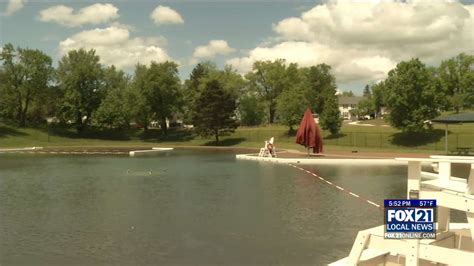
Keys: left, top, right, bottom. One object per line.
{"left": 0, "top": 120, "right": 472, "bottom": 154}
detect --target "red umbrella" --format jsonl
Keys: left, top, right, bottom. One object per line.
{"left": 295, "top": 108, "right": 323, "bottom": 154}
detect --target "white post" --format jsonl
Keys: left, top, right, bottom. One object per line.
{"left": 438, "top": 206, "right": 451, "bottom": 232}
{"left": 407, "top": 161, "right": 421, "bottom": 198}
{"left": 406, "top": 239, "right": 420, "bottom": 266}
{"left": 466, "top": 213, "right": 474, "bottom": 252}
{"left": 348, "top": 231, "right": 370, "bottom": 264}
{"left": 466, "top": 164, "right": 474, "bottom": 250}
{"left": 438, "top": 161, "right": 451, "bottom": 183}
{"left": 467, "top": 164, "right": 474, "bottom": 195}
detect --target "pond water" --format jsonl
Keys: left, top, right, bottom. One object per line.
{"left": 0, "top": 150, "right": 457, "bottom": 265}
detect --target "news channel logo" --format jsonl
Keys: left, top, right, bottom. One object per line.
{"left": 384, "top": 199, "right": 436, "bottom": 239}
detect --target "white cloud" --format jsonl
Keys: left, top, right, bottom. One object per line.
{"left": 150, "top": 5, "right": 184, "bottom": 25}
{"left": 39, "top": 3, "right": 119, "bottom": 27}
{"left": 228, "top": 0, "right": 474, "bottom": 84}
{"left": 3, "top": 0, "right": 27, "bottom": 16}
{"left": 59, "top": 26, "right": 172, "bottom": 69}
{"left": 192, "top": 40, "right": 236, "bottom": 59}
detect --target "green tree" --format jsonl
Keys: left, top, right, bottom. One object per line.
{"left": 185, "top": 63, "right": 246, "bottom": 127}
{"left": 57, "top": 49, "right": 104, "bottom": 132}
{"left": 384, "top": 58, "right": 443, "bottom": 132}
{"left": 146, "top": 61, "right": 182, "bottom": 135}
{"left": 276, "top": 86, "right": 309, "bottom": 132}
{"left": 129, "top": 64, "right": 152, "bottom": 130}
{"left": 238, "top": 94, "right": 265, "bottom": 126}
{"left": 0, "top": 43, "right": 53, "bottom": 126}
{"left": 94, "top": 66, "right": 133, "bottom": 129}
{"left": 199, "top": 65, "right": 244, "bottom": 97}
{"left": 188, "top": 62, "right": 213, "bottom": 94}
{"left": 182, "top": 62, "right": 214, "bottom": 124}
{"left": 319, "top": 95, "right": 342, "bottom": 135}
{"left": 438, "top": 53, "right": 474, "bottom": 112}
{"left": 245, "top": 59, "right": 295, "bottom": 124}
{"left": 341, "top": 91, "right": 354, "bottom": 96}
{"left": 357, "top": 98, "right": 375, "bottom": 117}
{"left": 0, "top": 66, "right": 13, "bottom": 119}
{"left": 192, "top": 79, "right": 237, "bottom": 144}
{"left": 299, "top": 63, "right": 341, "bottom": 134}
{"left": 363, "top": 85, "right": 371, "bottom": 97}
{"left": 300, "top": 64, "right": 337, "bottom": 114}
{"left": 371, "top": 82, "right": 386, "bottom": 117}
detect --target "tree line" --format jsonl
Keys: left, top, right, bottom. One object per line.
{"left": 353, "top": 54, "right": 473, "bottom": 132}
{"left": 1, "top": 42, "right": 472, "bottom": 143}
{"left": 0, "top": 44, "right": 342, "bottom": 142}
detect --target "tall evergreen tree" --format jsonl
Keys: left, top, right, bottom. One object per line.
{"left": 363, "top": 84, "right": 371, "bottom": 97}
{"left": 192, "top": 79, "right": 237, "bottom": 144}
{"left": 182, "top": 62, "right": 214, "bottom": 124}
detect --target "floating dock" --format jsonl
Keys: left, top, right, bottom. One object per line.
{"left": 0, "top": 147, "right": 43, "bottom": 153}
{"left": 129, "top": 147, "right": 174, "bottom": 157}
{"left": 236, "top": 153, "right": 407, "bottom": 165}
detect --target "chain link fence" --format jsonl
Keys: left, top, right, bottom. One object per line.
{"left": 229, "top": 130, "right": 473, "bottom": 151}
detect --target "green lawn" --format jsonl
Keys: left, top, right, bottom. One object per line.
{"left": 0, "top": 121, "right": 472, "bottom": 154}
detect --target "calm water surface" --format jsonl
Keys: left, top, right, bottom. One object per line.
{"left": 1, "top": 150, "right": 410, "bottom": 265}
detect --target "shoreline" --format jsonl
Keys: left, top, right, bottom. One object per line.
{"left": 0, "top": 144, "right": 436, "bottom": 159}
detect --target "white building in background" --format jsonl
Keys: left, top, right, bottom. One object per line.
{"left": 337, "top": 96, "right": 365, "bottom": 120}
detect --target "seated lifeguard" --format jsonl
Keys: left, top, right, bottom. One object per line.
{"left": 266, "top": 142, "right": 274, "bottom": 157}
{"left": 258, "top": 137, "right": 276, "bottom": 157}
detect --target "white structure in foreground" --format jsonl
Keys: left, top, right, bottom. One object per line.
{"left": 331, "top": 155, "right": 474, "bottom": 266}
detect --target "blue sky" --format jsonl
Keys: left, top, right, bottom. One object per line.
{"left": 1, "top": 0, "right": 473, "bottom": 94}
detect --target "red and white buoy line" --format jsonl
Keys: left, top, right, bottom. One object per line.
{"left": 288, "top": 163, "right": 383, "bottom": 211}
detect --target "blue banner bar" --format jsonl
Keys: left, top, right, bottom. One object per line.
{"left": 384, "top": 199, "right": 436, "bottom": 207}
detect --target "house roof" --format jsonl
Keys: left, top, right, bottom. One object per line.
{"left": 432, "top": 112, "right": 474, "bottom": 124}
{"left": 338, "top": 96, "right": 365, "bottom": 105}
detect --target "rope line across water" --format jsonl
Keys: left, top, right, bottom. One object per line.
{"left": 288, "top": 163, "right": 383, "bottom": 211}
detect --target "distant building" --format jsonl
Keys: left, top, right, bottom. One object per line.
{"left": 150, "top": 115, "right": 184, "bottom": 129}
{"left": 338, "top": 96, "right": 365, "bottom": 120}
{"left": 379, "top": 107, "right": 390, "bottom": 117}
